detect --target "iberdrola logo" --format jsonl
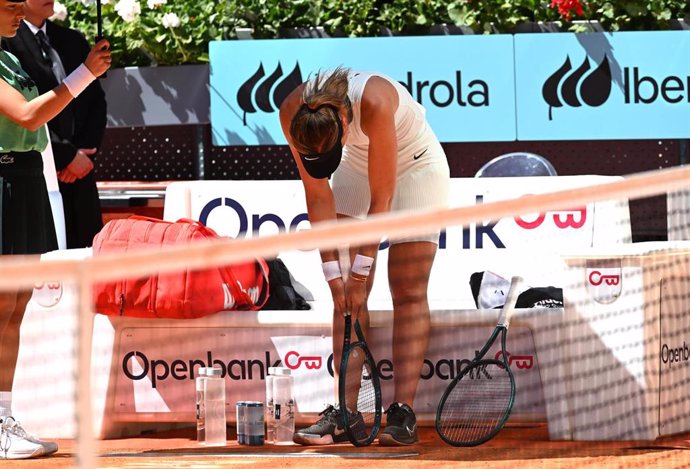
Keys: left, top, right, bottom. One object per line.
{"left": 237, "top": 62, "right": 303, "bottom": 125}
{"left": 542, "top": 54, "right": 612, "bottom": 120}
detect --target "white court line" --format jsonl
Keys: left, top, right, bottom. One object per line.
{"left": 100, "top": 464, "right": 256, "bottom": 469}
{"left": 101, "top": 451, "right": 418, "bottom": 459}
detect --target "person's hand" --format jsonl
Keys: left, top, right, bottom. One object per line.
{"left": 345, "top": 276, "right": 368, "bottom": 320}
{"left": 84, "top": 39, "right": 111, "bottom": 77}
{"left": 57, "top": 166, "right": 77, "bottom": 183}
{"left": 57, "top": 148, "right": 95, "bottom": 182}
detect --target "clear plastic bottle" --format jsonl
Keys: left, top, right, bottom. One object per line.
{"left": 236, "top": 401, "right": 246, "bottom": 445}
{"left": 265, "top": 368, "right": 276, "bottom": 444}
{"left": 271, "top": 367, "right": 294, "bottom": 445}
{"left": 204, "top": 367, "right": 227, "bottom": 446}
{"left": 196, "top": 367, "right": 208, "bottom": 443}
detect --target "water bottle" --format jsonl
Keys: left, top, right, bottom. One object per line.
{"left": 196, "top": 367, "right": 208, "bottom": 443}
{"left": 265, "top": 367, "right": 276, "bottom": 444}
{"left": 236, "top": 401, "right": 246, "bottom": 445}
{"left": 204, "top": 367, "right": 227, "bottom": 446}
{"left": 271, "top": 367, "right": 295, "bottom": 445}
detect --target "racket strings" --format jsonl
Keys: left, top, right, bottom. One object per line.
{"left": 343, "top": 346, "right": 378, "bottom": 442}
{"left": 438, "top": 362, "right": 513, "bottom": 444}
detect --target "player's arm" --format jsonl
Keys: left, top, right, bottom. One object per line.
{"left": 358, "top": 76, "right": 399, "bottom": 262}
{"left": 0, "top": 79, "right": 74, "bottom": 131}
{"left": 279, "top": 85, "right": 340, "bottom": 265}
{"left": 0, "top": 39, "right": 110, "bottom": 131}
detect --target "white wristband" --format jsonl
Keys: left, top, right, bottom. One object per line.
{"left": 62, "top": 64, "right": 96, "bottom": 98}
{"left": 351, "top": 254, "right": 374, "bottom": 277}
{"left": 321, "top": 261, "right": 342, "bottom": 282}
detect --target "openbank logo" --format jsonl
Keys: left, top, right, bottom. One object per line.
{"left": 586, "top": 267, "right": 622, "bottom": 304}
{"left": 237, "top": 62, "right": 303, "bottom": 125}
{"left": 661, "top": 341, "right": 690, "bottom": 367}
{"left": 542, "top": 55, "right": 612, "bottom": 120}
{"left": 33, "top": 282, "right": 63, "bottom": 308}
{"left": 494, "top": 351, "right": 534, "bottom": 370}
{"left": 284, "top": 350, "right": 322, "bottom": 370}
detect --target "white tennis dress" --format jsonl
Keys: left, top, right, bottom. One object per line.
{"left": 316, "top": 70, "right": 450, "bottom": 243}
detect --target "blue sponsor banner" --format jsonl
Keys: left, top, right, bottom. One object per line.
{"left": 515, "top": 31, "right": 690, "bottom": 140}
{"left": 209, "top": 36, "right": 516, "bottom": 145}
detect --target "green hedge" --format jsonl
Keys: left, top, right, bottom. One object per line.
{"left": 56, "top": 0, "right": 689, "bottom": 68}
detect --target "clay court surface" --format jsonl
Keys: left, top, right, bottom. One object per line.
{"left": 16, "top": 424, "right": 690, "bottom": 468}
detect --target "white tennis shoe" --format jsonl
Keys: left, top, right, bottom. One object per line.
{"left": 0, "top": 417, "right": 57, "bottom": 459}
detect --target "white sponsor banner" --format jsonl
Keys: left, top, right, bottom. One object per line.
{"left": 560, "top": 242, "right": 690, "bottom": 440}
{"left": 659, "top": 276, "right": 690, "bottom": 436}
{"left": 113, "top": 324, "right": 543, "bottom": 422}
{"left": 164, "top": 176, "right": 630, "bottom": 309}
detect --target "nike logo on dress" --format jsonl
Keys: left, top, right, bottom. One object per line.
{"left": 413, "top": 149, "right": 428, "bottom": 160}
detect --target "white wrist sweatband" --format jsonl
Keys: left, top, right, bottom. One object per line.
{"left": 322, "top": 261, "right": 342, "bottom": 282}
{"left": 62, "top": 64, "right": 96, "bottom": 98}
{"left": 351, "top": 254, "right": 374, "bottom": 277}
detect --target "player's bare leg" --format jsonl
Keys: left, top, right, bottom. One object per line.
{"left": 381, "top": 241, "right": 436, "bottom": 445}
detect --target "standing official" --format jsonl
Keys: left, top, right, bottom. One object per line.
{"left": 2, "top": 0, "right": 106, "bottom": 248}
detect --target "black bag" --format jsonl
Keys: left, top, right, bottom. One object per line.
{"left": 261, "top": 258, "right": 311, "bottom": 310}
{"left": 516, "top": 287, "right": 563, "bottom": 309}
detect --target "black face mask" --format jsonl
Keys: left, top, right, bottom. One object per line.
{"left": 298, "top": 105, "right": 344, "bottom": 179}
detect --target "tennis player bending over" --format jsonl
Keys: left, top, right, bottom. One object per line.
{"left": 279, "top": 67, "right": 449, "bottom": 446}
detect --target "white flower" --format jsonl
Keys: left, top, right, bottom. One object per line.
{"left": 161, "top": 12, "right": 180, "bottom": 28}
{"left": 50, "top": 1, "right": 68, "bottom": 21}
{"left": 114, "top": 0, "right": 141, "bottom": 22}
{"left": 81, "top": 0, "right": 111, "bottom": 6}
{"left": 147, "top": 0, "right": 166, "bottom": 9}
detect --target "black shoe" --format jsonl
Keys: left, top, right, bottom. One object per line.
{"left": 379, "top": 402, "right": 418, "bottom": 446}
{"left": 292, "top": 405, "right": 365, "bottom": 445}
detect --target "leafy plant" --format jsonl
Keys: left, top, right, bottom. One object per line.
{"left": 53, "top": 0, "right": 690, "bottom": 68}
{"left": 581, "top": 1, "right": 689, "bottom": 31}
{"left": 229, "top": 0, "right": 326, "bottom": 39}
{"left": 321, "top": 0, "right": 380, "bottom": 37}
{"left": 378, "top": 0, "right": 452, "bottom": 35}
{"left": 58, "top": 0, "right": 234, "bottom": 66}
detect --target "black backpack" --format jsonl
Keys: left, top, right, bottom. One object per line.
{"left": 261, "top": 258, "right": 311, "bottom": 310}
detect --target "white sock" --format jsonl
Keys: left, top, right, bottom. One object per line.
{"left": 0, "top": 392, "right": 12, "bottom": 419}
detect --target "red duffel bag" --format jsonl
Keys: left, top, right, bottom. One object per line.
{"left": 91, "top": 216, "right": 269, "bottom": 318}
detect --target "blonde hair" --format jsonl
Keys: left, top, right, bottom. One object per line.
{"left": 290, "top": 67, "right": 352, "bottom": 155}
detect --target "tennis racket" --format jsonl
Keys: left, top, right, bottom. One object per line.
{"left": 338, "top": 314, "right": 382, "bottom": 446}
{"left": 436, "top": 276, "right": 523, "bottom": 446}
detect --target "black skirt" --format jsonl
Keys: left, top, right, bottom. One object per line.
{"left": 0, "top": 150, "right": 58, "bottom": 255}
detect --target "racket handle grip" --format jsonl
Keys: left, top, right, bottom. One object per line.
{"left": 499, "top": 276, "right": 523, "bottom": 327}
